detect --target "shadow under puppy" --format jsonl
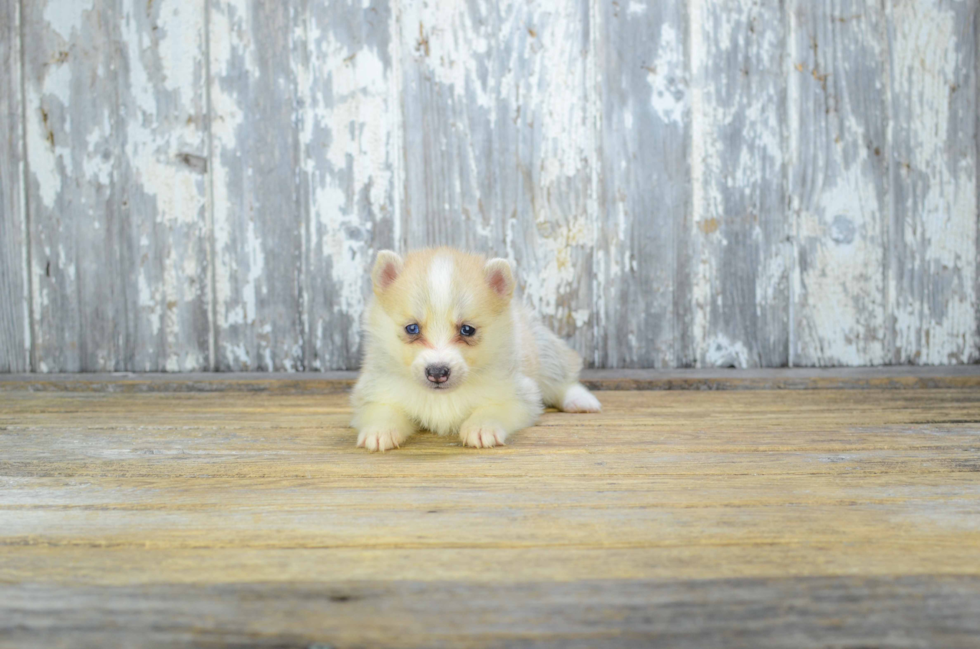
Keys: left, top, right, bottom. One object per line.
{"left": 352, "top": 248, "right": 601, "bottom": 451}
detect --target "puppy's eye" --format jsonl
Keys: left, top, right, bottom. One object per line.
{"left": 405, "top": 324, "right": 420, "bottom": 335}
{"left": 460, "top": 324, "right": 476, "bottom": 337}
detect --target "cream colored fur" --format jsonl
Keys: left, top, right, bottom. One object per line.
{"left": 352, "top": 248, "right": 601, "bottom": 451}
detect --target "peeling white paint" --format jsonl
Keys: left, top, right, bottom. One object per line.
{"left": 795, "top": 170, "right": 886, "bottom": 365}
{"left": 26, "top": 47, "right": 74, "bottom": 211}
{"left": 43, "top": 0, "right": 93, "bottom": 41}
{"left": 138, "top": 272, "right": 163, "bottom": 338}
{"left": 394, "top": 0, "right": 597, "bottom": 350}
{"left": 240, "top": 216, "right": 264, "bottom": 326}
{"left": 7, "top": 1, "right": 33, "bottom": 372}
{"left": 690, "top": 0, "right": 787, "bottom": 367}
{"left": 521, "top": 3, "right": 592, "bottom": 189}
{"left": 304, "top": 6, "right": 397, "bottom": 369}
{"left": 121, "top": 0, "right": 209, "bottom": 372}
{"left": 689, "top": 0, "right": 713, "bottom": 367}
{"left": 210, "top": 0, "right": 253, "bottom": 368}
{"left": 704, "top": 334, "right": 751, "bottom": 368}
{"left": 7, "top": 0, "right": 978, "bottom": 373}
{"left": 786, "top": 1, "right": 888, "bottom": 367}
{"left": 571, "top": 308, "right": 591, "bottom": 329}
{"left": 25, "top": 100, "right": 63, "bottom": 211}
{"left": 522, "top": 214, "right": 594, "bottom": 330}
{"left": 82, "top": 117, "right": 112, "bottom": 186}
{"left": 401, "top": 0, "right": 492, "bottom": 111}
{"left": 646, "top": 23, "right": 686, "bottom": 125}
{"left": 222, "top": 341, "right": 250, "bottom": 368}
{"left": 889, "top": 0, "right": 977, "bottom": 364}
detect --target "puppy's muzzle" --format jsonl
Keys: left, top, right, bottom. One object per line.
{"left": 425, "top": 365, "right": 451, "bottom": 384}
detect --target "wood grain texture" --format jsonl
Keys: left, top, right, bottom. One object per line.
{"left": 304, "top": 0, "right": 398, "bottom": 370}
{"left": 597, "top": 0, "right": 689, "bottom": 369}
{"left": 0, "top": 0, "right": 30, "bottom": 372}
{"left": 209, "top": 0, "right": 306, "bottom": 371}
{"left": 1, "top": 387, "right": 979, "bottom": 646}
{"left": 2, "top": 577, "right": 979, "bottom": 649}
{"left": 788, "top": 1, "right": 889, "bottom": 366}
{"left": 21, "top": 0, "right": 211, "bottom": 373}
{"left": 399, "top": 0, "right": 596, "bottom": 356}
{"left": 2, "top": 0, "right": 980, "bottom": 372}
{"left": 887, "top": 0, "right": 978, "bottom": 364}
{"left": 689, "top": 0, "right": 791, "bottom": 368}
{"left": 22, "top": 0, "right": 115, "bottom": 372}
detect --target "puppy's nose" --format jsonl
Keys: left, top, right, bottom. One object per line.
{"left": 425, "top": 365, "right": 451, "bottom": 384}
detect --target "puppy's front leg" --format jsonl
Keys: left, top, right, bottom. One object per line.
{"left": 353, "top": 403, "right": 416, "bottom": 452}
{"left": 459, "top": 397, "right": 539, "bottom": 449}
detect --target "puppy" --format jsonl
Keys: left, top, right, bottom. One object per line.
{"left": 352, "top": 248, "right": 602, "bottom": 451}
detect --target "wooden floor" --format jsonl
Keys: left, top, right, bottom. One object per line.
{"left": 2, "top": 376, "right": 980, "bottom": 647}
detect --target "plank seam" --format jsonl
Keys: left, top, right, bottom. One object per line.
{"left": 784, "top": 0, "right": 794, "bottom": 368}
{"left": 675, "top": 0, "right": 693, "bottom": 369}
{"left": 688, "top": 0, "right": 703, "bottom": 369}
{"left": 589, "top": 0, "right": 601, "bottom": 369}
{"left": 975, "top": 1, "right": 980, "bottom": 364}
{"left": 883, "top": 0, "right": 896, "bottom": 365}
{"left": 673, "top": 0, "right": 687, "bottom": 369}
{"left": 777, "top": 0, "right": 790, "bottom": 368}
{"left": 390, "top": 0, "right": 404, "bottom": 252}
{"left": 298, "top": 0, "right": 312, "bottom": 371}
{"left": 203, "top": 0, "right": 218, "bottom": 372}
{"left": 17, "top": 0, "right": 34, "bottom": 373}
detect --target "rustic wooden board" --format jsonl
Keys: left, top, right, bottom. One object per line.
{"left": 1, "top": 388, "right": 979, "bottom": 646}
{"left": 3, "top": 365, "right": 980, "bottom": 393}
{"left": 597, "top": 0, "right": 688, "bottom": 368}
{"left": 304, "top": 0, "right": 398, "bottom": 371}
{"left": 0, "top": 0, "right": 30, "bottom": 373}
{"left": 887, "top": 0, "right": 979, "bottom": 364}
{"left": 22, "top": 0, "right": 117, "bottom": 372}
{"left": 788, "top": 1, "right": 889, "bottom": 366}
{"left": 21, "top": 0, "right": 212, "bottom": 373}
{"left": 2, "top": 577, "right": 979, "bottom": 649}
{"left": 399, "top": 0, "right": 596, "bottom": 356}
{"left": 689, "top": 0, "right": 791, "bottom": 368}
{"left": 208, "top": 0, "right": 306, "bottom": 371}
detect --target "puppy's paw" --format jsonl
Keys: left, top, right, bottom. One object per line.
{"left": 561, "top": 383, "right": 602, "bottom": 413}
{"left": 357, "top": 428, "right": 409, "bottom": 452}
{"left": 460, "top": 423, "right": 508, "bottom": 449}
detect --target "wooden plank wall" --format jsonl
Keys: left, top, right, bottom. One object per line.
{"left": 0, "top": 0, "right": 30, "bottom": 372}
{"left": 1, "top": 0, "right": 977, "bottom": 372}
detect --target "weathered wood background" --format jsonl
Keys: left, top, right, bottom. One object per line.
{"left": 0, "top": 0, "right": 977, "bottom": 372}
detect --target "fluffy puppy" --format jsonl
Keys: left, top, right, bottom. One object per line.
{"left": 352, "top": 247, "right": 601, "bottom": 451}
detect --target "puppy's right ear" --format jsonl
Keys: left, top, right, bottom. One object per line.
{"left": 372, "top": 250, "right": 404, "bottom": 295}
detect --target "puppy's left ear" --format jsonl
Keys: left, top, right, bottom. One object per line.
{"left": 484, "top": 258, "right": 515, "bottom": 300}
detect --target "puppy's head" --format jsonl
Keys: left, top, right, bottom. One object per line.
{"left": 369, "top": 248, "right": 515, "bottom": 392}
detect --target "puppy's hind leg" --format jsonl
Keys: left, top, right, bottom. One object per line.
{"left": 531, "top": 319, "right": 601, "bottom": 413}
{"left": 559, "top": 382, "right": 602, "bottom": 413}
